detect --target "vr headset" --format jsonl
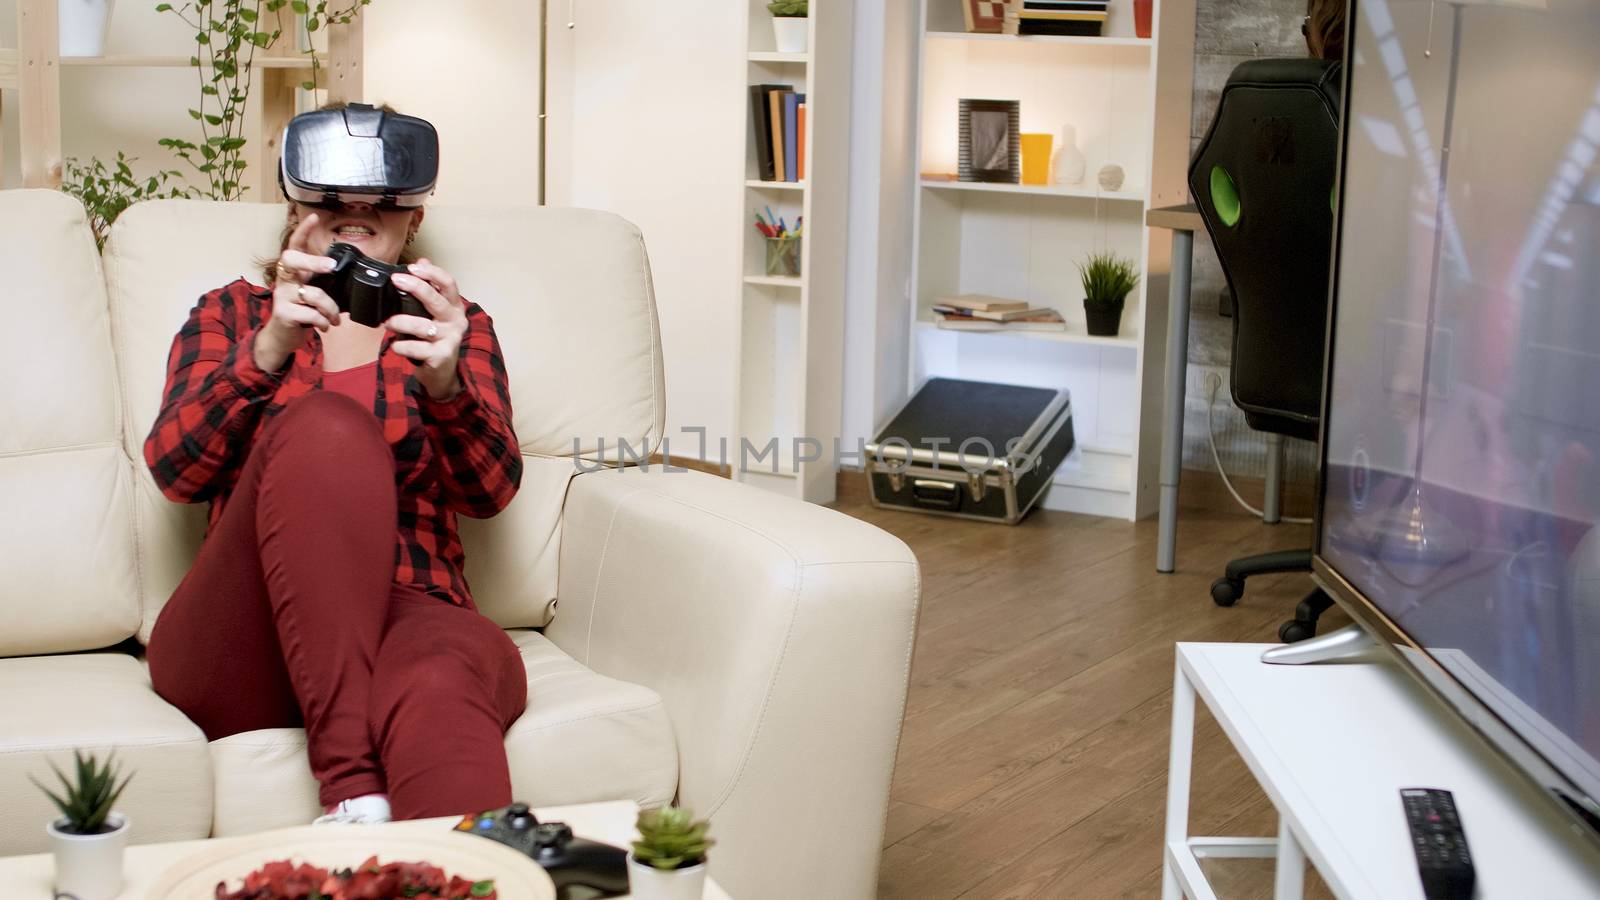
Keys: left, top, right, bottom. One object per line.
{"left": 279, "top": 103, "right": 439, "bottom": 210}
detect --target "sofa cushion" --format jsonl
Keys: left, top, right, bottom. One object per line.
{"left": 208, "top": 630, "right": 677, "bottom": 836}
{"left": 0, "top": 653, "right": 212, "bottom": 855}
{"left": 101, "top": 198, "right": 288, "bottom": 645}
{"left": 103, "top": 201, "right": 666, "bottom": 637}
{"left": 0, "top": 190, "right": 141, "bottom": 655}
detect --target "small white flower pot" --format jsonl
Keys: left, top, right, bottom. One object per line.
{"left": 771, "top": 16, "right": 808, "bottom": 54}
{"left": 627, "top": 853, "right": 707, "bottom": 900}
{"left": 48, "top": 813, "right": 129, "bottom": 900}
{"left": 58, "top": 0, "right": 117, "bottom": 58}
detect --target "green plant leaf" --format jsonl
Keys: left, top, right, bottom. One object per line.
{"left": 156, "top": 3, "right": 173, "bottom": 11}
{"left": 188, "top": 108, "right": 202, "bottom": 120}
{"left": 238, "top": 7, "right": 257, "bottom": 21}
{"left": 291, "top": 0, "right": 308, "bottom": 11}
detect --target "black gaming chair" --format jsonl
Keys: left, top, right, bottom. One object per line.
{"left": 1187, "top": 58, "right": 1342, "bottom": 643}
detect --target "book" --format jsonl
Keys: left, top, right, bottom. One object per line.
{"left": 935, "top": 309, "right": 1068, "bottom": 332}
{"left": 769, "top": 88, "right": 788, "bottom": 188}
{"left": 1020, "top": 10, "right": 1109, "bottom": 21}
{"left": 933, "top": 293, "right": 1030, "bottom": 312}
{"left": 934, "top": 304, "right": 1059, "bottom": 322}
{"left": 796, "top": 101, "right": 806, "bottom": 182}
{"left": 750, "top": 84, "right": 781, "bottom": 182}
{"left": 1023, "top": 1, "right": 1109, "bottom": 9}
{"left": 783, "top": 92, "right": 801, "bottom": 182}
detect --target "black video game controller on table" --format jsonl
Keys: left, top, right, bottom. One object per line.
{"left": 308, "top": 242, "right": 432, "bottom": 328}
{"left": 455, "top": 803, "right": 630, "bottom": 898}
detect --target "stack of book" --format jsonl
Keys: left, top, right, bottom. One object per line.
{"left": 933, "top": 295, "right": 1068, "bottom": 332}
{"left": 750, "top": 85, "right": 807, "bottom": 183}
{"left": 1018, "top": 0, "right": 1109, "bottom": 36}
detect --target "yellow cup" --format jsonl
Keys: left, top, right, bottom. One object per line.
{"left": 1020, "top": 133, "right": 1054, "bottom": 185}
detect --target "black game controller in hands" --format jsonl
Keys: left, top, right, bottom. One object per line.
{"left": 455, "top": 803, "right": 630, "bottom": 898}
{"left": 308, "top": 242, "right": 431, "bottom": 328}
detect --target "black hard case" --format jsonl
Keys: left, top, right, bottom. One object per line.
{"left": 865, "top": 378, "right": 1075, "bottom": 524}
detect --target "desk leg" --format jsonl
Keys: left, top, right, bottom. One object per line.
{"left": 1263, "top": 432, "right": 1284, "bottom": 524}
{"left": 1157, "top": 229, "right": 1194, "bottom": 573}
{"left": 1162, "top": 661, "right": 1196, "bottom": 900}
{"left": 1273, "top": 816, "right": 1306, "bottom": 899}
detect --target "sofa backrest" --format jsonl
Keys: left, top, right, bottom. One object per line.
{"left": 0, "top": 191, "right": 144, "bottom": 656}
{"left": 92, "top": 199, "right": 665, "bottom": 642}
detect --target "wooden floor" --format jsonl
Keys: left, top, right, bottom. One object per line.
{"left": 828, "top": 474, "right": 1347, "bottom": 899}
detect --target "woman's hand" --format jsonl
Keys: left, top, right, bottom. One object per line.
{"left": 256, "top": 212, "right": 342, "bottom": 373}
{"left": 385, "top": 258, "right": 469, "bottom": 400}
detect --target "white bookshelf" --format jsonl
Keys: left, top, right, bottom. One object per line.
{"left": 732, "top": 0, "right": 853, "bottom": 504}
{"left": 908, "top": 0, "right": 1195, "bottom": 521}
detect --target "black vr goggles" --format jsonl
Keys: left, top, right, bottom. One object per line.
{"left": 279, "top": 103, "right": 439, "bottom": 210}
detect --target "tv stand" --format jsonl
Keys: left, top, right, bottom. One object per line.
{"left": 1162, "top": 642, "right": 1600, "bottom": 899}
{"left": 1260, "top": 623, "right": 1376, "bottom": 665}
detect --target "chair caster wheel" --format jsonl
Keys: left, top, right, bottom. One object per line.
{"left": 1211, "top": 577, "right": 1243, "bottom": 607}
{"left": 1279, "top": 619, "right": 1317, "bottom": 643}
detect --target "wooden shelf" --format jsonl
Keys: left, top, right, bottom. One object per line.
{"left": 920, "top": 178, "right": 1146, "bottom": 204}
{"left": 59, "top": 54, "right": 326, "bottom": 69}
{"left": 925, "top": 31, "right": 1152, "bottom": 49}
{"left": 915, "top": 318, "right": 1138, "bottom": 349}
{"left": 744, "top": 275, "right": 804, "bottom": 289}
{"left": 1053, "top": 446, "right": 1134, "bottom": 494}
{"left": 745, "top": 179, "right": 807, "bottom": 190}
{"left": 748, "top": 51, "right": 808, "bottom": 63}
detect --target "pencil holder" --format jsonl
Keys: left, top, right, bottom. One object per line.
{"left": 764, "top": 236, "right": 802, "bottom": 278}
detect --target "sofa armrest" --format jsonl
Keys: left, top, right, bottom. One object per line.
{"left": 548, "top": 468, "right": 920, "bottom": 900}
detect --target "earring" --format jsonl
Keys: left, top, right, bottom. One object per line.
{"left": 406, "top": 232, "right": 417, "bottom": 245}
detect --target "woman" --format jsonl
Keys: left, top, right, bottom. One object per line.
{"left": 1304, "top": 0, "right": 1346, "bottom": 62}
{"left": 142, "top": 113, "right": 526, "bottom": 825}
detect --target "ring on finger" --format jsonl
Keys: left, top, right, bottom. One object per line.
{"left": 425, "top": 324, "right": 439, "bottom": 339}
{"left": 297, "top": 286, "right": 307, "bottom": 302}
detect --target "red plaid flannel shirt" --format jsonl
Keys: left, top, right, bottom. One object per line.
{"left": 143, "top": 278, "right": 522, "bottom": 609}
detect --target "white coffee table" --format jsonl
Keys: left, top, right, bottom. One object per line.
{"left": 0, "top": 800, "right": 731, "bottom": 899}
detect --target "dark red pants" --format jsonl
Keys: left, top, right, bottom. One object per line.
{"left": 147, "top": 391, "right": 527, "bottom": 818}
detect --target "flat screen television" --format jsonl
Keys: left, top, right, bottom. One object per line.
{"left": 1315, "top": 0, "right": 1600, "bottom": 838}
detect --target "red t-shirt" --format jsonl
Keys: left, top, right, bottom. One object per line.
{"left": 322, "top": 359, "right": 379, "bottom": 411}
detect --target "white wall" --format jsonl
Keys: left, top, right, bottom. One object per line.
{"left": 839, "top": 0, "right": 919, "bottom": 458}
{"left": 543, "top": 1, "right": 744, "bottom": 460}
{"left": 362, "top": 1, "right": 541, "bottom": 206}
{"left": 2, "top": 0, "right": 541, "bottom": 204}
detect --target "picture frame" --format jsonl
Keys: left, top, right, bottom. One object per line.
{"left": 958, "top": 99, "right": 1021, "bottom": 184}
{"left": 961, "top": 0, "right": 1007, "bottom": 34}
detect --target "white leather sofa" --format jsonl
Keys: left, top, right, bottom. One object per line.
{"left": 0, "top": 190, "right": 920, "bottom": 900}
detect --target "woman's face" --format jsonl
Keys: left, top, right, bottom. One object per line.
{"left": 291, "top": 201, "right": 422, "bottom": 264}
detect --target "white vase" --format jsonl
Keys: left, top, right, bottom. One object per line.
{"left": 58, "top": 0, "right": 116, "bottom": 58}
{"left": 1051, "top": 124, "right": 1086, "bottom": 186}
{"left": 627, "top": 853, "right": 708, "bottom": 900}
{"left": 772, "top": 16, "right": 808, "bottom": 53}
{"left": 48, "top": 813, "right": 129, "bottom": 900}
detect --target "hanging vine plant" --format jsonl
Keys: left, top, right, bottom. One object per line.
{"left": 153, "top": 0, "right": 372, "bottom": 201}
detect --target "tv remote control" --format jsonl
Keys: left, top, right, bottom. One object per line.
{"left": 1401, "top": 788, "right": 1475, "bottom": 899}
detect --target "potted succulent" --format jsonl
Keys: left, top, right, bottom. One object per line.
{"left": 32, "top": 751, "right": 133, "bottom": 900}
{"left": 629, "top": 806, "right": 715, "bottom": 900}
{"left": 1078, "top": 251, "right": 1139, "bottom": 336}
{"left": 768, "top": 0, "right": 808, "bottom": 53}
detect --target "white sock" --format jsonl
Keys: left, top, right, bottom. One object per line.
{"left": 325, "top": 793, "right": 391, "bottom": 820}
